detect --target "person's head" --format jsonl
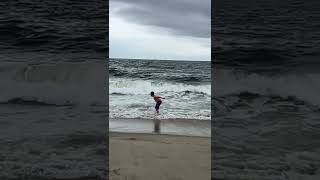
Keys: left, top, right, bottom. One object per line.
{"left": 150, "top": 91, "right": 154, "bottom": 97}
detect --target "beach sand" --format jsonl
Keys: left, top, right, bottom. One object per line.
{"left": 109, "top": 132, "right": 211, "bottom": 180}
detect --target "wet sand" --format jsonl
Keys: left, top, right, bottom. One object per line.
{"left": 109, "top": 132, "right": 211, "bottom": 180}
{"left": 109, "top": 118, "right": 211, "bottom": 137}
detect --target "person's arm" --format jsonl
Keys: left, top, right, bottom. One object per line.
{"left": 156, "top": 96, "right": 165, "bottom": 99}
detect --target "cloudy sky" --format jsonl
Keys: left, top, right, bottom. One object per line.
{"left": 110, "top": 0, "right": 211, "bottom": 61}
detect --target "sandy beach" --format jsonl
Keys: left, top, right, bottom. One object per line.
{"left": 109, "top": 132, "right": 211, "bottom": 180}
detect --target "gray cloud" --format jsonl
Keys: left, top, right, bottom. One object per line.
{"left": 111, "top": 0, "right": 211, "bottom": 38}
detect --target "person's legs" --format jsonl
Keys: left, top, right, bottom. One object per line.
{"left": 155, "top": 101, "right": 161, "bottom": 114}
{"left": 155, "top": 106, "right": 159, "bottom": 114}
{"left": 154, "top": 101, "right": 162, "bottom": 132}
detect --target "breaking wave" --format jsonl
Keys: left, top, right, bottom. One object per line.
{"left": 214, "top": 68, "right": 320, "bottom": 106}
{"left": 0, "top": 62, "right": 107, "bottom": 106}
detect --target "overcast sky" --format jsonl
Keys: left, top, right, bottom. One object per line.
{"left": 110, "top": 0, "right": 211, "bottom": 61}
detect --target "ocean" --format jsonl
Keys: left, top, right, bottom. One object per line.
{"left": 213, "top": 0, "right": 320, "bottom": 179}
{"left": 109, "top": 59, "right": 211, "bottom": 136}
{"left": 109, "top": 59, "right": 211, "bottom": 120}
{"left": 0, "top": 1, "right": 108, "bottom": 179}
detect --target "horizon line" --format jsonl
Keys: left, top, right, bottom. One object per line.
{"left": 108, "top": 57, "right": 211, "bottom": 62}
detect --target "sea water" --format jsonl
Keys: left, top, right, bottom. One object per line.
{"left": 109, "top": 58, "right": 211, "bottom": 120}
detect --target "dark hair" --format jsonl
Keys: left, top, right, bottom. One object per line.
{"left": 150, "top": 91, "right": 154, "bottom": 96}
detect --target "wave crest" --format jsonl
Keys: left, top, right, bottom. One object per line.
{"left": 214, "top": 68, "right": 320, "bottom": 106}
{"left": 0, "top": 62, "right": 107, "bottom": 106}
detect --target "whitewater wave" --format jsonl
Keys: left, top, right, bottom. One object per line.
{"left": 109, "top": 77, "right": 211, "bottom": 120}
{"left": 0, "top": 62, "right": 107, "bottom": 106}
{"left": 110, "top": 77, "right": 210, "bottom": 96}
{"left": 214, "top": 68, "right": 320, "bottom": 106}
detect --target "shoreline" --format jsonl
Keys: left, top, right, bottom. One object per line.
{"left": 109, "top": 132, "right": 211, "bottom": 180}
{"left": 109, "top": 117, "right": 211, "bottom": 121}
{"left": 109, "top": 118, "right": 211, "bottom": 137}
{"left": 108, "top": 130, "right": 210, "bottom": 138}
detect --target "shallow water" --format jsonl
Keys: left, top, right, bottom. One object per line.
{"left": 110, "top": 118, "right": 211, "bottom": 137}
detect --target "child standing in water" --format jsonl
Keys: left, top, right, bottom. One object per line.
{"left": 150, "top": 91, "right": 165, "bottom": 114}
